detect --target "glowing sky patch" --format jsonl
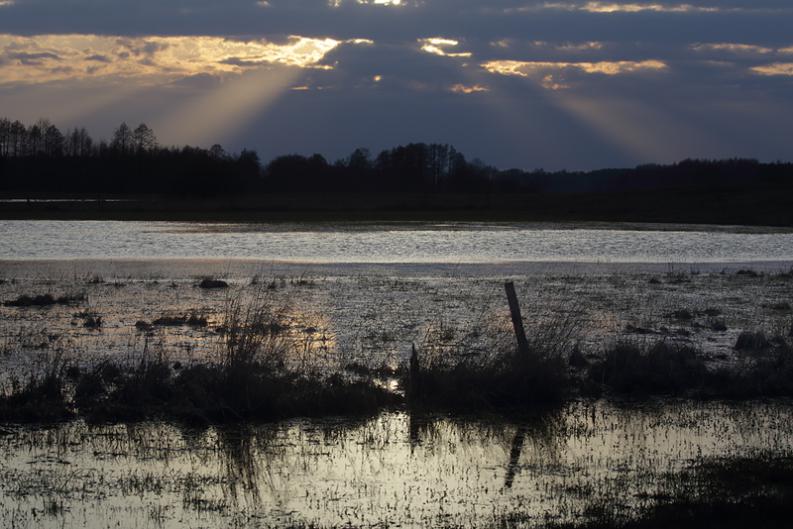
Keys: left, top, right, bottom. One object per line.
{"left": 751, "top": 63, "right": 793, "bottom": 77}
{"left": 329, "top": 0, "right": 410, "bottom": 6}
{"left": 576, "top": 2, "right": 717, "bottom": 13}
{"left": 541, "top": 74, "right": 570, "bottom": 91}
{"left": 530, "top": 1, "right": 720, "bottom": 13}
{"left": 450, "top": 83, "right": 489, "bottom": 94}
{"left": 692, "top": 43, "right": 774, "bottom": 55}
{"left": 493, "top": 39, "right": 605, "bottom": 52}
{"left": 419, "top": 38, "right": 472, "bottom": 58}
{"left": 0, "top": 34, "right": 346, "bottom": 85}
{"left": 482, "top": 59, "right": 667, "bottom": 78}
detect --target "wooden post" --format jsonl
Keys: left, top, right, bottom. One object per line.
{"left": 505, "top": 281, "right": 529, "bottom": 356}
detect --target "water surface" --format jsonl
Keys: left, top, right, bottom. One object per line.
{"left": 3, "top": 220, "right": 793, "bottom": 263}
{"left": 2, "top": 401, "right": 791, "bottom": 529}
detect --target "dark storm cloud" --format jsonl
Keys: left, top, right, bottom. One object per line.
{"left": 1, "top": 0, "right": 792, "bottom": 44}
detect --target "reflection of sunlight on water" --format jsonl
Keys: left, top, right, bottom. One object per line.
{"left": 4, "top": 220, "right": 793, "bottom": 262}
{"left": 275, "top": 304, "right": 338, "bottom": 372}
{"left": 2, "top": 401, "right": 793, "bottom": 528}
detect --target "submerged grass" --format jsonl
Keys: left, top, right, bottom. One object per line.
{"left": 225, "top": 454, "right": 793, "bottom": 529}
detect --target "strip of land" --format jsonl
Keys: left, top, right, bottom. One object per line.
{"left": 2, "top": 187, "right": 792, "bottom": 226}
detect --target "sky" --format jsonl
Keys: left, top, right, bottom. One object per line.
{"left": 1, "top": 0, "right": 792, "bottom": 170}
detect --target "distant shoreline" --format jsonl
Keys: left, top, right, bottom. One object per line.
{"left": 1, "top": 189, "right": 791, "bottom": 227}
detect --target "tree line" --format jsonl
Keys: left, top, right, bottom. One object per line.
{"left": 1, "top": 117, "right": 792, "bottom": 196}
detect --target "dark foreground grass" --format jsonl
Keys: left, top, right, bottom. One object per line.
{"left": 587, "top": 336, "right": 793, "bottom": 398}
{"left": 406, "top": 349, "right": 568, "bottom": 410}
{"left": 73, "top": 359, "right": 399, "bottom": 424}
{"left": 0, "top": 371, "right": 73, "bottom": 422}
{"left": 561, "top": 454, "right": 793, "bottom": 529}
{"left": 4, "top": 297, "right": 793, "bottom": 423}
{"left": 0, "top": 356, "right": 399, "bottom": 425}
{"left": 6, "top": 334, "right": 793, "bottom": 423}
{"left": 586, "top": 341, "right": 708, "bottom": 395}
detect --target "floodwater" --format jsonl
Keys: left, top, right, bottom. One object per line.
{"left": 2, "top": 220, "right": 793, "bottom": 528}
{"left": 2, "top": 401, "right": 792, "bottom": 529}
{"left": 2, "top": 220, "right": 793, "bottom": 262}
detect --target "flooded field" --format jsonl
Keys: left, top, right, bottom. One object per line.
{"left": 2, "top": 401, "right": 793, "bottom": 529}
{"left": 1, "top": 259, "right": 792, "bottom": 378}
{"left": 2, "top": 221, "right": 793, "bottom": 527}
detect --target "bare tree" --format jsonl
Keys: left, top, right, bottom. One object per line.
{"left": 0, "top": 118, "right": 10, "bottom": 157}
{"left": 9, "top": 121, "right": 25, "bottom": 157}
{"left": 111, "top": 122, "right": 133, "bottom": 153}
{"left": 209, "top": 143, "right": 227, "bottom": 159}
{"left": 133, "top": 123, "right": 157, "bottom": 152}
{"left": 44, "top": 124, "right": 64, "bottom": 157}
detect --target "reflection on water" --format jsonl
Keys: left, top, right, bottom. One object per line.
{"left": 3, "top": 220, "right": 793, "bottom": 262}
{"left": 1, "top": 401, "right": 792, "bottom": 528}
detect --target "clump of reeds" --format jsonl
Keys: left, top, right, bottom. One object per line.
{"left": 150, "top": 312, "right": 208, "bottom": 327}
{"left": 735, "top": 331, "right": 771, "bottom": 351}
{"left": 0, "top": 354, "right": 73, "bottom": 422}
{"left": 587, "top": 335, "right": 793, "bottom": 398}
{"left": 587, "top": 341, "right": 708, "bottom": 395}
{"left": 4, "top": 292, "right": 86, "bottom": 307}
{"left": 198, "top": 278, "right": 229, "bottom": 289}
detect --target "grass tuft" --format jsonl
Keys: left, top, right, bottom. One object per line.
{"left": 4, "top": 293, "right": 86, "bottom": 307}
{"left": 588, "top": 341, "right": 708, "bottom": 395}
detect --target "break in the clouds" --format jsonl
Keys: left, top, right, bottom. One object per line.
{"left": 0, "top": 0, "right": 792, "bottom": 169}
{"left": 0, "top": 34, "right": 353, "bottom": 85}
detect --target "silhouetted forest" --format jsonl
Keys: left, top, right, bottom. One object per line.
{"left": 1, "top": 117, "right": 792, "bottom": 196}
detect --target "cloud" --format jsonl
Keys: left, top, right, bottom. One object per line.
{"left": 331, "top": 0, "right": 414, "bottom": 5}
{"left": 751, "top": 63, "right": 793, "bottom": 76}
{"left": 449, "top": 83, "right": 489, "bottom": 93}
{"left": 511, "top": 1, "right": 793, "bottom": 14}
{"left": 418, "top": 37, "right": 472, "bottom": 58}
{"left": 482, "top": 59, "right": 667, "bottom": 77}
{"left": 0, "top": 34, "right": 352, "bottom": 86}
{"left": 0, "top": 0, "right": 792, "bottom": 169}
{"left": 535, "top": 2, "right": 720, "bottom": 13}
{"left": 691, "top": 42, "right": 774, "bottom": 55}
